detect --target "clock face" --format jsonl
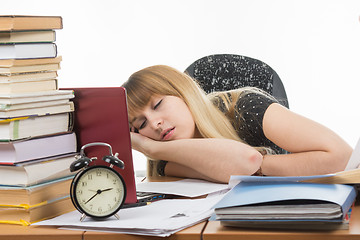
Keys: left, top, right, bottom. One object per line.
{"left": 71, "top": 166, "right": 126, "bottom": 218}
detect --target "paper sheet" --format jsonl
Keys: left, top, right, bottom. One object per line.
{"left": 345, "top": 138, "right": 360, "bottom": 170}
{"left": 33, "top": 194, "right": 225, "bottom": 237}
{"left": 136, "top": 178, "right": 229, "bottom": 197}
{"left": 228, "top": 174, "right": 335, "bottom": 188}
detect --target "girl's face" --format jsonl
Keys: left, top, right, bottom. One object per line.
{"left": 130, "top": 95, "right": 197, "bottom": 141}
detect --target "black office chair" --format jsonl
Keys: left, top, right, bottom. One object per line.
{"left": 184, "top": 54, "right": 289, "bottom": 108}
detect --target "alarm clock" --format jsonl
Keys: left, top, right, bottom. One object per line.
{"left": 69, "top": 142, "right": 127, "bottom": 221}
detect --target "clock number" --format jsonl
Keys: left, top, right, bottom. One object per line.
{"left": 98, "top": 207, "right": 102, "bottom": 212}
{"left": 87, "top": 174, "right": 93, "bottom": 180}
{"left": 96, "top": 170, "right": 102, "bottom": 176}
{"left": 76, "top": 190, "right": 83, "bottom": 195}
{"left": 82, "top": 181, "right": 87, "bottom": 187}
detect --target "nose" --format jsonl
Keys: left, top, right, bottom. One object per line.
{"left": 149, "top": 117, "right": 163, "bottom": 130}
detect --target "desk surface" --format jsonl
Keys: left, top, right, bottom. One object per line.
{"left": 2, "top": 200, "right": 360, "bottom": 240}
{"left": 1, "top": 181, "right": 360, "bottom": 240}
{"left": 0, "top": 222, "right": 205, "bottom": 240}
{"left": 0, "top": 225, "right": 83, "bottom": 240}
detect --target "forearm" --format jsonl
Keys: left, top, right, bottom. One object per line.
{"left": 145, "top": 138, "right": 263, "bottom": 183}
{"left": 262, "top": 150, "right": 351, "bottom": 176}
{"left": 165, "top": 162, "right": 220, "bottom": 182}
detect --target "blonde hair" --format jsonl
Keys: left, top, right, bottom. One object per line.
{"left": 122, "top": 65, "right": 269, "bottom": 176}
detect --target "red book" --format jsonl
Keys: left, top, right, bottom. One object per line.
{"left": 61, "top": 87, "right": 137, "bottom": 204}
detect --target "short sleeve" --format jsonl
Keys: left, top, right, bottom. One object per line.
{"left": 231, "top": 90, "right": 285, "bottom": 154}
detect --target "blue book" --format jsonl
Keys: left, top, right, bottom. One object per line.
{"left": 212, "top": 182, "right": 357, "bottom": 229}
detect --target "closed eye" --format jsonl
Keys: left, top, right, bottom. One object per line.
{"left": 154, "top": 99, "right": 162, "bottom": 109}
{"left": 139, "top": 120, "right": 147, "bottom": 130}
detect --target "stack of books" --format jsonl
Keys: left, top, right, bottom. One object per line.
{"left": 212, "top": 180, "right": 357, "bottom": 230}
{"left": 0, "top": 15, "right": 77, "bottom": 225}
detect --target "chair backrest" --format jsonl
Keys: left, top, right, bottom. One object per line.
{"left": 184, "top": 54, "right": 289, "bottom": 108}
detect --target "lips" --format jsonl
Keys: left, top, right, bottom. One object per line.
{"left": 161, "top": 127, "right": 175, "bottom": 140}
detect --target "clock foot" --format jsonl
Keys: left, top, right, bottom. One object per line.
{"left": 80, "top": 213, "right": 86, "bottom": 222}
{"left": 114, "top": 213, "right": 120, "bottom": 220}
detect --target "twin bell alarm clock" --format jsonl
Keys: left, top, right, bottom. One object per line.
{"left": 69, "top": 142, "right": 127, "bottom": 221}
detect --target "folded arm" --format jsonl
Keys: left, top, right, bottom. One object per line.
{"left": 261, "top": 103, "right": 353, "bottom": 176}
{"left": 130, "top": 133, "right": 263, "bottom": 183}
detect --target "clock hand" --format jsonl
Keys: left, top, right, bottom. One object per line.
{"left": 84, "top": 188, "right": 113, "bottom": 204}
{"left": 100, "top": 188, "right": 113, "bottom": 192}
{"left": 84, "top": 189, "right": 101, "bottom": 204}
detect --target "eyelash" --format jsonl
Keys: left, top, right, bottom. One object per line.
{"left": 138, "top": 99, "right": 163, "bottom": 130}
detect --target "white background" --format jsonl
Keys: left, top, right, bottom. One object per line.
{"left": 2, "top": 0, "right": 360, "bottom": 172}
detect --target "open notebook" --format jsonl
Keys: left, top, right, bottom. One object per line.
{"left": 61, "top": 87, "right": 163, "bottom": 206}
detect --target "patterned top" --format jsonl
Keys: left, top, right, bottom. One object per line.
{"left": 211, "top": 89, "right": 285, "bottom": 154}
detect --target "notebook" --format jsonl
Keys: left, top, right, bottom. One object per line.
{"left": 61, "top": 87, "right": 164, "bottom": 206}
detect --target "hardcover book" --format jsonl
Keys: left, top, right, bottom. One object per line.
{"left": 213, "top": 182, "right": 357, "bottom": 230}
{"left": 0, "top": 15, "right": 62, "bottom": 31}
{"left": 0, "top": 43, "right": 57, "bottom": 60}
{"left": 0, "top": 132, "right": 76, "bottom": 164}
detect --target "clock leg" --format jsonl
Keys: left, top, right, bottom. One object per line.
{"left": 80, "top": 213, "right": 87, "bottom": 222}
{"left": 114, "top": 213, "right": 120, "bottom": 220}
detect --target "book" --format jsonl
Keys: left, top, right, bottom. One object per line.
{"left": 213, "top": 182, "right": 357, "bottom": 230}
{"left": 0, "top": 196, "right": 74, "bottom": 226}
{"left": 0, "top": 176, "right": 72, "bottom": 206}
{"left": 0, "top": 15, "right": 62, "bottom": 31}
{"left": 0, "top": 154, "right": 76, "bottom": 186}
{"left": 0, "top": 89, "right": 74, "bottom": 107}
{"left": 1, "top": 99, "right": 71, "bottom": 112}
{"left": 0, "top": 56, "right": 62, "bottom": 67}
{"left": 0, "top": 112, "right": 74, "bottom": 141}
{"left": 0, "top": 30, "right": 56, "bottom": 44}
{"left": 0, "top": 71, "right": 58, "bottom": 83}
{"left": 0, "top": 132, "right": 76, "bottom": 164}
{"left": 0, "top": 43, "right": 57, "bottom": 60}
{"left": 219, "top": 218, "right": 351, "bottom": 230}
{"left": 0, "top": 78, "right": 58, "bottom": 94}
{"left": 0, "top": 56, "right": 61, "bottom": 74}
{"left": 60, "top": 87, "right": 138, "bottom": 204}
{"left": 0, "top": 101, "right": 74, "bottom": 119}
{"left": 0, "top": 63, "right": 60, "bottom": 75}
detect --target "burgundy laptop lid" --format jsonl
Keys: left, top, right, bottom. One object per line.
{"left": 61, "top": 87, "right": 137, "bottom": 204}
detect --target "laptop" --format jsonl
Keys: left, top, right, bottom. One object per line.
{"left": 61, "top": 87, "right": 165, "bottom": 207}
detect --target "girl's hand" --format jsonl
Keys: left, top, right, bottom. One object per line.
{"left": 130, "top": 132, "right": 157, "bottom": 157}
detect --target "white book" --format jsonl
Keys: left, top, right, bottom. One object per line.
{"left": 0, "top": 132, "right": 76, "bottom": 164}
{"left": 0, "top": 112, "right": 73, "bottom": 141}
{"left": 0, "top": 101, "right": 74, "bottom": 119}
{"left": 0, "top": 43, "right": 57, "bottom": 59}
{"left": 0, "top": 99, "right": 69, "bottom": 111}
{"left": 0, "top": 90, "right": 74, "bottom": 106}
{"left": 0, "top": 154, "right": 76, "bottom": 186}
{"left": 0, "top": 71, "right": 58, "bottom": 83}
